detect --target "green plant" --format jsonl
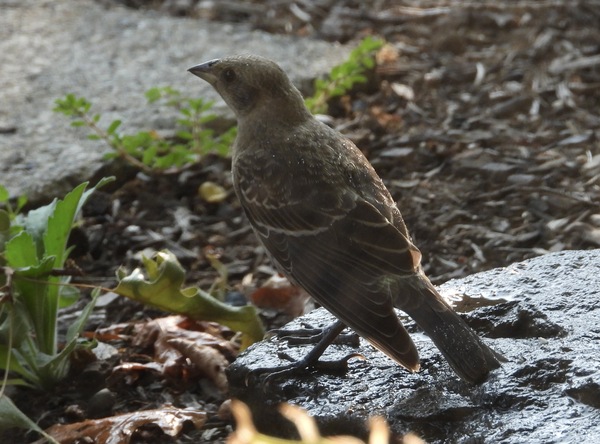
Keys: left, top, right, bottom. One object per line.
{"left": 145, "top": 86, "right": 237, "bottom": 158}
{"left": 0, "top": 186, "right": 27, "bottom": 224}
{"left": 0, "top": 178, "right": 113, "bottom": 390}
{"left": 54, "top": 89, "right": 236, "bottom": 172}
{"left": 54, "top": 37, "right": 383, "bottom": 174}
{"left": 305, "top": 36, "right": 385, "bottom": 114}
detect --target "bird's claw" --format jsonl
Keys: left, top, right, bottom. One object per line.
{"left": 269, "top": 326, "right": 360, "bottom": 347}
{"left": 244, "top": 352, "right": 365, "bottom": 389}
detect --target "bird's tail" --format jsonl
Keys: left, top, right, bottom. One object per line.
{"left": 402, "top": 277, "right": 503, "bottom": 384}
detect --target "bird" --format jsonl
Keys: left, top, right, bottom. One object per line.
{"left": 188, "top": 55, "right": 502, "bottom": 384}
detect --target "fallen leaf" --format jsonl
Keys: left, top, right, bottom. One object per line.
{"left": 110, "top": 315, "right": 237, "bottom": 388}
{"left": 376, "top": 43, "right": 399, "bottom": 64}
{"left": 169, "top": 337, "right": 229, "bottom": 391}
{"left": 44, "top": 406, "right": 206, "bottom": 444}
{"left": 199, "top": 181, "right": 228, "bottom": 203}
{"left": 115, "top": 250, "right": 265, "bottom": 349}
{"left": 250, "top": 274, "right": 311, "bottom": 317}
{"left": 390, "top": 82, "right": 415, "bottom": 101}
{"left": 370, "top": 105, "right": 403, "bottom": 130}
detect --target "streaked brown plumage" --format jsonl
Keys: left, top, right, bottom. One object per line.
{"left": 188, "top": 55, "right": 502, "bottom": 383}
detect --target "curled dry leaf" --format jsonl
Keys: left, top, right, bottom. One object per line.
{"left": 199, "top": 181, "right": 228, "bottom": 203}
{"left": 111, "top": 315, "right": 235, "bottom": 389}
{"left": 376, "top": 43, "right": 400, "bottom": 64}
{"left": 44, "top": 406, "right": 206, "bottom": 444}
{"left": 250, "top": 274, "right": 311, "bottom": 317}
{"left": 132, "top": 315, "right": 237, "bottom": 356}
{"left": 168, "top": 337, "right": 229, "bottom": 392}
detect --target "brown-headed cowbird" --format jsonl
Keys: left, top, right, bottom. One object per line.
{"left": 188, "top": 55, "right": 502, "bottom": 383}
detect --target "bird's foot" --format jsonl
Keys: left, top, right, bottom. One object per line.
{"left": 243, "top": 320, "right": 364, "bottom": 388}
{"left": 270, "top": 324, "right": 360, "bottom": 347}
{"left": 245, "top": 351, "right": 364, "bottom": 388}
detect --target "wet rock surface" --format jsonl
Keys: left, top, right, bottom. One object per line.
{"left": 228, "top": 250, "right": 600, "bottom": 443}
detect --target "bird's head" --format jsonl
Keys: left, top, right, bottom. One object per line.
{"left": 188, "top": 55, "right": 309, "bottom": 121}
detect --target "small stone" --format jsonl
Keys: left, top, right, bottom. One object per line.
{"left": 87, "top": 388, "right": 116, "bottom": 418}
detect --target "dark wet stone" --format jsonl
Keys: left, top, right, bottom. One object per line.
{"left": 227, "top": 250, "right": 600, "bottom": 442}
{"left": 86, "top": 388, "right": 116, "bottom": 418}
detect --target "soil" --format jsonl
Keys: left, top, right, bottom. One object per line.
{"left": 3, "top": 1, "right": 600, "bottom": 443}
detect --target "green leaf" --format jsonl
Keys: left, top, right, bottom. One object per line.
{"left": 197, "top": 114, "right": 217, "bottom": 124}
{"left": 315, "top": 79, "right": 327, "bottom": 89}
{"left": 362, "top": 58, "right": 375, "bottom": 69}
{"left": 0, "top": 209, "right": 10, "bottom": 237}
{"left": 305, "top": 36, "right": 384, "bottom": 114}
{"left": 44, "top": 182, "right": 87, "bottom": 264}
{"left": 4, "top": 231, "right": 38, "bottom": 267}
{"left": 176, "top": 130, "right": 193, "bottom": 140}
{"left": 0, "top": 394, "right": 60, "bottom": 443}
{"left": 0, "top": 294, "right": 29, "bottom": 340}
{"left": 31, "top": 291, "right": 99, "bottom": 387}
{"left": 114, "top": 250, "right": 264, "bottom": 349}
{"left": 7, "top": 256, "right": 55, "bottom": 353}
{"left": 15, "top": 195, "right": 27, "bottom": 214}
{"left": 5, "top": 178, "right": 114, "bottom": 360}
{"left": 107, "top": 119, "right": 121, "bottom": 135}
{"left": 58, "top": 284, "right": 80, "bottom": 308}
{"left": 142, "top": 145, "right": 158, "bottom": 165}
{"left": 56, "top": 87, "right": 234, "bottom": 172}
{"left": 0, "top": 345, "right": 36, "bottom": 383}
{"left": 145, "top": 86, "right": 181, "bottom": 104}
{"left": 145, "top": 87, "right": 162, "bottom": 103}
{"left": 16, "top": 199, "right": 57, "bottom": 258}
{"left": 66, "top": 288, "right": 99, "bottom": 343}
{"left": 0, "top": 185, "right": 8, "bottom": 203}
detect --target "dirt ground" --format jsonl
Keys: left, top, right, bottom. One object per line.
{"left": 3, "top": 1, "right": 600, "bottom": 443}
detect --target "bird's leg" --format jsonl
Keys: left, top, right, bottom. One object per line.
{"left": 246, "top": 320, "right": 363, "bottom": 384}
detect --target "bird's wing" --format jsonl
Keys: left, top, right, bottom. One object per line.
{"left": 234, "top": 150, "right": 423, "bottom": 370}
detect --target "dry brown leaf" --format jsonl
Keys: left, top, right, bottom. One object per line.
{"left": 133, "top": 315, "right": 237, "bottom": 356}
{"left": 250, "top": 274, "right": 311, "bottom": 316}
{"left": 45, "top": 406, "right": 206, "bottom": 444}
{"left": 87, "top": 321, "right": 137, "bottom": 342}
{"left": 110, "top": 315, "right": 236, "bottom": 387}
{"left": 168, "top": 337, "right": 229, "bottom": 391}
{"left": 376, "top": 43, "right": 400, "bottom": 64}
{"left": 370, "top": 105, "right": 403, "bottom": 131}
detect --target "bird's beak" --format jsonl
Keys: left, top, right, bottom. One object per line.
{"left": 188, "top": 59, "right": 220, "bottom": 84}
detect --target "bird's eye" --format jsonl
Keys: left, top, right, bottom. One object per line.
{"left": 222, "top": 68, "right": 236, "bottom": 83}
